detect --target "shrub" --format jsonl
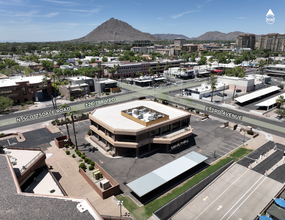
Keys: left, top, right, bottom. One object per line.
{"left": 90, "top": 161, "right": 95, "bottom": 166}
{"left": 72, "top": 154, "right": 75, "bottom": 158}
{"left": 86, "top": 159, "right": 91, "bottom": 164}
{"left": 20, "top": 102, "right": 25, "bottom": 106}
{"left": 196, "top": 110, "right": 200, "bottom": 114}
{"left": 64, "top": 143, "right": 68, "bottom": 148}
{"left": 105, "top": 92, "right": 109, "bottom": 95}
{"left": 205, "top": 114, "right": 209, "bottom": 117}
{"left": 72, "top": 145, "right": 75, "bottom": 149}
{"left": 21, "top": 107, "right": 25, "bottom": 110}
{"left": 87, "top": 129, "right": 92, "bottom": 136}
{"left": 89, "top": 165, "right": 94, "bottom": 171}
{"left": 84, "top": 158, "right": 89, "bottom": 163}
{"left": 76, "top": 150, "right": 81, "bottom": 156}
{"left": 65, "top": 150, "right": 70, "bottom": 155}
{"left": 247, "top": 130, "right": 254, "bottom": 135}
{"left": 79, "top": 163, "right": 86, "bottom": 171}
{"left": 78, "top": 159, "right": 83, "bottom": 162}
{"left": 81, "top": 154, "right": 85, "bottom": 159}
{"left": 51, "top": 121, "right": 56, "bottom": 125}
{"left": 70, "top": 96, "right": 74, "bottom": 101}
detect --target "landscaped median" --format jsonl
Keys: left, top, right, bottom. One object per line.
{"left": 116, "top": 147, "right": 253, "bottom": 220}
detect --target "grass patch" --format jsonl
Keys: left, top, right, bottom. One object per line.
{"left": 185, "top": 98, "right": 193, "bottom": 102}
{"left": 117, "top": 157, "right": 232, "bottom": 220}
{"left": 162, "top": 92, "right": 168, "bottom": 95}
{"left": 229, "top": 147, "right": 253, "bottom": 162}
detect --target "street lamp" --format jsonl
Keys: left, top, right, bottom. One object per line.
{"left": 118, "top": 200, "right": 123, "bottom": 218}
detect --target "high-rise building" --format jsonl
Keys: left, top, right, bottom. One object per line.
{"left": 235, "top": 34, "right": 256, "bottom": 50}
{"left": 257, "top": 33, "right": 285, "bottom": 52}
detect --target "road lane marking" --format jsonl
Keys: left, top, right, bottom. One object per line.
{"left": 225, "top": 177, "right": 267, "bottom": 220}
{"left": 220, "top": 175, "right": 265, "bottom": 220}
{"left": 203, "top": 196, "right": 208, "bottom": 201}
{"left": 194, "top": 167, "right": 250, "bottom": 220}
{"left": 217, "top": 205, "right": 222, "bottom": 211}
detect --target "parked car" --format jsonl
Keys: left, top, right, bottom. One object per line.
{"left": 138, "top": 96, "right": 146, "bottom": 100}
{"left": 236, "top": 89, "right": 242, "bottom": 92}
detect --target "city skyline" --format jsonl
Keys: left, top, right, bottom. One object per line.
{"left": 0, "top": 0, "right": 284, "bottom": 42}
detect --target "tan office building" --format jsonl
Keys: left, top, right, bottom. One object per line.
{"left": 235, "top": 34, "right": 256, "bottom": 50}
{"left": 257, "top": 33, "right": 285, "bottom": 52}
{"left": 89, "top": 100, "right": 192, "bottom": 157}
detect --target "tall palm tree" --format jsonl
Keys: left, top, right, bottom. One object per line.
{"left": 67, "top": 111, "right": 78, "bottom": 150}
{"left": 210, "top": 74, "right": 216, "bottom": 102}
{"left": 64, "top": 113, "right": 71, "bottom": 145}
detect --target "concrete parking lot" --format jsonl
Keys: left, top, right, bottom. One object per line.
{"left": 58, "top": 116, "right": 250, "bottom": 200}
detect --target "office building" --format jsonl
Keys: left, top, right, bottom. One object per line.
{"left": 89, "top": 100, "right": 192, "bottom": 157}
{"left": 235, "top": 34, "right": 256, "bottom": 50}
{"left": 257, "top": 33, "right": 285, "bottom": 52}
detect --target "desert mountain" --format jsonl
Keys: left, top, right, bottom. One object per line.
{"left": 79, "top": 18, "right": 160, "bottom": 42}
{"left": 195, "top": 31, "right": 244, "bottom": 41}
{"left": 154, "top": 34, "right": 194, "bottom": 40}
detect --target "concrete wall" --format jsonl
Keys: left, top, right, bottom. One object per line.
{"left": 79, "top": 162, "right": 120, "bottom": 199}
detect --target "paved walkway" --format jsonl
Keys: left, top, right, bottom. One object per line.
{"left": 45, "top": 141, "right": 129, "bottom": 217}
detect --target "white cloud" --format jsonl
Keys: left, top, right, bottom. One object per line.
{"left": 43, "top": 0, "right": 77, "bottom": 6}
{"left": 0, "top": 10, "right": 58, "bottom": 18}
{"left": 157, "top": 17, "right": 162, "bottom": 20}
{"left": 171, "top": 10, "right": 198, "bottom": 19}
{"left": 61, "top": 8, "right": 100, "bottom": 13}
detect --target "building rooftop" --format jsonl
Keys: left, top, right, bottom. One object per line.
{"left": 92, "top": 100, "right": 189, "bottom": 130}
{"left": 0, "top": 75, "right": 49, "bottom": 88}
{"left": 0, "top": 154, "right": 100, "bottom": 220}
{"left": 68, "top": 76, "right": 93, "bottom": 81}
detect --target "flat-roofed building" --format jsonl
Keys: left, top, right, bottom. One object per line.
{"left": 235, "top": 34, "right": 256, "bottom": 50}
{"left": 0, "top": 75, "right": 52, "bottom": 103}
{"left": 94, "top": 78, "right": 119, "bottom": 93}
{"left": 257, "top": 33, "right": 285, "bottom": 52}
{"left": 266, "top": 64, "right": 285, "bottom": 77}
{"left": 89, "top": 100, "right": 192, "bottom": 157}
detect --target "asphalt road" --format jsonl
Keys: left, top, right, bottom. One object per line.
{"left": 173, "top": 164, "right": 283, "bottom": 220}
{"left": 1, "top": 79, "right": 285, "bottom": 138}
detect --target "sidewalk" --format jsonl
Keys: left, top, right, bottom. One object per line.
{"left": 45, "top": 141, "right": 129, "bottom": 217}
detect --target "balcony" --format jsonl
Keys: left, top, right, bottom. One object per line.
{"left": 153, "top": 126, "right": 193, "bottom": 144}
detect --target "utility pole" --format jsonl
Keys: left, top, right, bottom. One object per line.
{"left": 232, "top": 85, "right": 236, "bottom": 101}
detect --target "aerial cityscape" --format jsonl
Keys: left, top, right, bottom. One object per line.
{"left": 1, "top": 0, "right": 285, "bottom": 220}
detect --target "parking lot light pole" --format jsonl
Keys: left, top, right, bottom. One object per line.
{"left": 222, "top": 84, "right": 225, "bottom": 103}
{"left": 118, "top": 200, "right": 123, "bottom": 218}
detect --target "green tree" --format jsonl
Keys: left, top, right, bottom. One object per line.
{"left": 90, "top": 58, "right": 96, "bottom": 63}
{"left": 275, "top": 107, "right": 285, "bottom": 118}
{"left": 198, "top": 56, "right": 207, "bottom": 65}
{"left": 56, "top": 59, "right": 64, "bottom": 66}
{"left": 191, "top": 55, "right": 196, "bottom": 62}
{"left": 276, "top": 95, "right": 285, "bottom": 108}
{"left": 0, "top": 96, "right": 14, "bottom": 112}
{"left": 78, "top": 60, "right": 83, "bottom": 65}
{"left": 225, "top": 67, "right": 245, "bottom": 78}
{"left": 102, "top": 57, "right": 108, "bottom": 62}
{"left": 41, "top": 60, "right": 53, "bottom": 71}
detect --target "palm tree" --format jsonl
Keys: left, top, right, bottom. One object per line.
{"left": 148, "top": 67, "right": 154, "bottom": 76}
{"left": 64, "top": 113, "right": 71, "bottom": 145}
{"left": 67, "top": 111, "right": 78, "bottom": 150}
{"left": 210, "top": 74, "right": 216, "bottom": 102}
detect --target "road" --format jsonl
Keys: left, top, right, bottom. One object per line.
{"left": 172, "top": 164, "right": 283, "bottom": 220}
{"left": 1, "top": 79, "right": 285, "bottom": 138}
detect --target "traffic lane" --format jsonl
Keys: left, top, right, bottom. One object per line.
{"left": 175, "top": 164, "right": 282, "bottom": 220}
{"left": 168, "top": 97, "right": 285, "bottom": 137}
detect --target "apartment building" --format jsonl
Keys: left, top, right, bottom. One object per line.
{"left": 235, "top": 34, "right": 256, "bottom": 50}
{"left": 257, "top": 33, "right": 285, "bottom": 52}
{"left": 89, "top": 100, "right": 192, "bottom": 157}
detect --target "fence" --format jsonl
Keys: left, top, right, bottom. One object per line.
{"left": 153, "top": 159, "right": 235, "bottom": 220}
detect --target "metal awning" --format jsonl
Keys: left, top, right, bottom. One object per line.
{"left": 266, "top": 204, "right": 285, "bottom": 220}
{"left": 235, "top": 86, "right": 280, "bottom": 103}
{"left": 126, "top": 151, "right": 207, "bottom": 197}
{"left": 255, "top": 93, "right": 285, "bottom": 107}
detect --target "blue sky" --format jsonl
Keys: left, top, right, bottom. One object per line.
{"left": 0, "top": 0, "right": 284, "bottom": 42}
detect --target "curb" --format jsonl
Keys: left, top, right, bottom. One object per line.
{"left": 18, "top": 132, "right": 26, "bottom": 142}
{"left": 45, "top": 125, "right": 53, "bottom": 133}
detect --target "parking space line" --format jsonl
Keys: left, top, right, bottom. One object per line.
{"left": 215, "top": 149, "right": 229, "bottom": 155}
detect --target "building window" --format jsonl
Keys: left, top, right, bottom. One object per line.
{"left": 162, "top": 124, "right": 170, "bottom": 134}
{"left": 91, "top": 120, "right": 98, "bottom": 128}
{"left": 172, "top": 121, "right": 180, "bottom": 130}
{"left": 0, "top": 88, "right": 12, "bottom": 94}
{"left": 22, "top": 86, "right": 27, "bottom": 95}
{"left": 182, "top": 118, "right": 189, "bottom": 126}
{"left": 150, "top": 128, "right": 160, "bottom": 137}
